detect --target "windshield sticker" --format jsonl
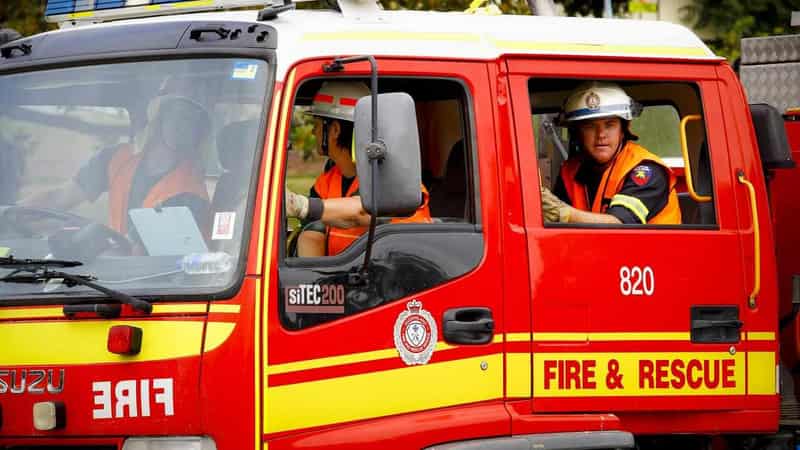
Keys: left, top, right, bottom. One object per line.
{"left": 285, "top": 284, "right": 345, "bottom": 314}
{"left": 394, "top": 300, "right": 437, "bottom": 366}
{"left": 211, "top": 212, "right": 236, "bottom": 240}
{"left": 232, "top": 62, "right": 259, "bottom": 80}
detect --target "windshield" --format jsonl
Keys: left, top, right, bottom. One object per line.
{"left": 0, "top": 58, "right": 270, "bottom": 299}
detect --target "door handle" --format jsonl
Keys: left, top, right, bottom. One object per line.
{"left": 692, "top": 319, "right": 743, "bottom": 330}
{"left": 443, "top": 307, "right": 494, "bottom": 345}
{"left": 691, "top": 306, "right": 742, "bottom": 343}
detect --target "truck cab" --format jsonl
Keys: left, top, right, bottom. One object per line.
{"left": 0, "top": 1, "right": 791, "bottom": 449}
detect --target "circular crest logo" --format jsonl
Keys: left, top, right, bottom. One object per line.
{"left": 586, "top": 92, "right": 601, "bottom": 110}
{"left": 394, "top": 300, "right": 437, "bottom": 365}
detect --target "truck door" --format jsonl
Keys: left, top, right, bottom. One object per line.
{"left": 506, "top": 57, "right": 777, "bottom": 421}
{"left": 259, "top": 58, "right": 510, "bottom": 448}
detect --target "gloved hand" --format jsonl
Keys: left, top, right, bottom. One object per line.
{"left": 540, "top": 186, "right": 572, "bottom": 223}
{"left": 285, "top": 189, "right": 309, "bottom": 219}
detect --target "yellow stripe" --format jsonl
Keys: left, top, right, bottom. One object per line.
{"left": 534, "top": 352, "right": 745, "bottom": 397}
{"left": 0, "top": 307, "right": 63, "bottom": 320}
{"left": 256, "top": 77, "right": 288, "bottom": 274}
{"left": 269, "top": 348, "right": 398, "bottom": 375}
{"left": 254, "top": 279, "right": 262, "bottom": 450}
{"left": 151, "top": 304, "right": 207, "bottom": 314}
{"left": 507, "top": 332, "right": 529, "bottom": 342}
{"left": 303, "top": 31, "right": 481, "bottom": 43}
{"left": 204, "top": 322, "right": 236, "bottom": 352}
{"left": 172, "top": 0, "right": 213, "bottom": 8}
{"left": 268, "top": 340, "right": 456, "bottom": 375}
{"left": 490, "top": 39, "right": 710, "bottom": 57}
{"left": 610, "top": 194, "right": 649, "bottom": 224}
{"left": 747, "top": 332, "right": 775, "bottom": 341}
{"left": 266, "top": 354, "right": 502, "bottom": 434}
{"left": 533, "top": 332, "right": 588, "bottom": 342}
{"left": 68, "top": 11, "right": 94, "bottom": 19}
{"left": 209, "top": 304, "right": 241, "bottom": 314}
{"left": 262, "top": 71, "right": 295, "bottom": 438}
{"left": 533, "top": 332, "right": 690, "bottom": 342}
{"left": 0, "top": 320, "right": 206, "bottom": 365}
{"left": 507, "top": 352, "right": 531, "bottom": 397}
{"left": 266, "top": 329, "right": 774, "bottom": 376}
{"left": 0, "top": 304, "right": 209, "bottom": 319}
{"left": 144, "top": 5, "right": 161, "bottom": 10}
{"left": 747, "top": 352, "right": 776, "bottom": 394}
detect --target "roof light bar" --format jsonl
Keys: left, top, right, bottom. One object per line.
{"left": 45, "top": 0, "right": 272, "bottom": 25}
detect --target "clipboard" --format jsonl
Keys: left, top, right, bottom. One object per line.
{"left": 128, "top": 206, "right": 208, "bottom": 256}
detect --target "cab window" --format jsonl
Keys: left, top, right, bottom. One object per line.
{"left": 0, "top": 59, "right": 269, "bottom": 299}
{"left": 279, "top": 77, "right": 482, "bottom": 330}
{"left": 529, "top": 78, "right": 716, "bottom": 227}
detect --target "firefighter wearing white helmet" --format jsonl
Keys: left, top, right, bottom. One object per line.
{"left": 285, "top": 81, "right": 432, "bottom": 257}
{"left": 540, "top": 81, "right": 681, "bottom": 225}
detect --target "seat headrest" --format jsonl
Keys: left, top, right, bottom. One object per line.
{"left": 217, "top": 119, "right": 260, "bottom": 172}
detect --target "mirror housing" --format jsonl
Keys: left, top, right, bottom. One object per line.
{"left": 750, "top": 103, "right": 795, "bottom": 170}
{"left": 354, "top": 92, "right": 423, "bottom": 216}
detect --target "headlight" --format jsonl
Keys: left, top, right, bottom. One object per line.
{"left": 122, "top": 437, "right": 217, "bottom": 450}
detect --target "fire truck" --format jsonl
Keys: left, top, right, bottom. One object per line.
{"left": 0, "top": 1, "right": 796, "bottom": 449}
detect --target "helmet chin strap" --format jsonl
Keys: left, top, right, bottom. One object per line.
{"left": 321, "top": 118, "right": 330, "bottom": 156}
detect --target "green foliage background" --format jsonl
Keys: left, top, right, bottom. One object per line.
{"left": 1, "top": 0, "right": 54, "bottom": 37}
{"left": 681, "top": 0, "right": 800, "bottom": 61}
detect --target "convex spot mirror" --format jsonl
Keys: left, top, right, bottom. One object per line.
{"left": 354, "top": 92, "right": 423, "bottom": 216}
{"left": 750, "top": 103, "right": 794, "bottom": 170}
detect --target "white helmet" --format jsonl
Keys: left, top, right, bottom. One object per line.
{"left": 561, "top": 81, "right": 641, "bottom": 122}
{"left": 310, "top": 81, "right": 370, "bottom": 122}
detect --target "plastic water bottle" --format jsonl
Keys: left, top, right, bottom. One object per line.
{"left": 181, "top": 252, "right": 233, "bottom": 275}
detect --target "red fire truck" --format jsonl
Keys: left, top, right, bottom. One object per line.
{"left": 0, "top": 1, "right": 796, "bottom": 449}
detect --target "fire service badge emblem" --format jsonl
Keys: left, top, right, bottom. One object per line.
{"left": 394, "top": 300, "right": 437, "bottom": 366}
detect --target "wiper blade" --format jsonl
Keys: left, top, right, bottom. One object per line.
{"left": 0, "top": 268, "right": 152, "bottom": 314}
{"left": 0, "top": 256, "right": 82, "bottom": 269}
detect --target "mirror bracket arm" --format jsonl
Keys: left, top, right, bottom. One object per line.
{"left": 323, "top": 55, "right": 382, "bottom": 282}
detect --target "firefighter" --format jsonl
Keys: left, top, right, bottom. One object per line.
{"left": 541, "top": 81, "right": 681, "bottom": 225}
{"left": 24, "top": 94, "right": 211, "bottom": 236}
{"left": 285, "top": 81, "right": 431, "bottom": 257}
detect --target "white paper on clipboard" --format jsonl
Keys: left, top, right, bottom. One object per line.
{"left": 128, "top": 206, "right": 208, "bottom": 256}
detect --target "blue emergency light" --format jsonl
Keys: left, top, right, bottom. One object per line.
{"left": 45, "top": 0, "right": 272, "bottom": 24}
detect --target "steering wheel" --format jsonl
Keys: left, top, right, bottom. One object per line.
{"left": 0, "top": 206, "right": 132, "bottom": 260}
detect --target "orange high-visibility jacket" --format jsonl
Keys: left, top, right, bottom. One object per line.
{"left": 312, "top": 164, "right": 432, "bottom": 256}
{"left": 560, "top": 141, "right": 681, "bottom": 224}
{"left": 107, "top": 145, "right": 209, "bottom": 234}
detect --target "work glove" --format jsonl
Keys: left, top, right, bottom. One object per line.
{"left": 540, "top": 186, "right": 572, "bottom": 223}
{"left": 285, "top": 189, "right": 309, "bottom": 219}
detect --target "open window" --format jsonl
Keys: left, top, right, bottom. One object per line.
{"left": 279, "top": 76, "right": 483, "bottom": 329}
{"left": 529, "top": 78, "right": 716, "bottom": 227}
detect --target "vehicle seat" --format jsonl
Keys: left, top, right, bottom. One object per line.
{"left": 678, "top": 141, "right": 715, "bottom": 225}
{"left": 211, "top": 119, "right": 259, "bottom": 215}
{"left": 694, "top": 142, "right": 715, "bottom": 225}
{"left": 428, "top": 140, "right": 468, "bottom": 221}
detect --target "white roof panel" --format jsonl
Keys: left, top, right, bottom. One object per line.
{"left": 44, "top": 7, "right": 720, "bottom": 81}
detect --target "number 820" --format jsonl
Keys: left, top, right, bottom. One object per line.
{"left": 620, "top": 266, "right": 654, "bottom": 296}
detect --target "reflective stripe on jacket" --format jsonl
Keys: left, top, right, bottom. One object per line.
{"left": 312, "top": 163, "right": 432, "bottom": 256}
{"left": 107, "top": 145, "right": 209, "bottom": 233}
{"left": 560, "top": 141, "right": 681, "bottom": 224}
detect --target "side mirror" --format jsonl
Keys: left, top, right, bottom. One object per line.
{"left": 353, "top": 92, "right": 422, "bottom": 216}
{"left": 750, "top": 103, "right": 795, "bottom": 170}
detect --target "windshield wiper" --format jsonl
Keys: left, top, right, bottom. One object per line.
{"left": 0, "top": 256, "right": 152, "bottom": 314}
{"left": 0, "top": 256, "right": 83, "bottom": 269}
